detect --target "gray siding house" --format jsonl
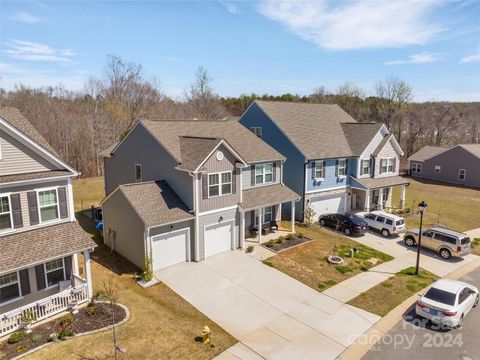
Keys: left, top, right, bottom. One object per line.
{"left": 101, "top": 119, "right": 300, "bottom": 272}
{"left": 408, "top": 144, "right": 480, "bottom": 188}
{"left": 0, "top": 108, "right": 96, "bottom": 336}
{"left": 240, "top": 101, "right": 408, "bottom": 221}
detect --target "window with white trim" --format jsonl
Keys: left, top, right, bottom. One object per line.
{"left": 255, "top": 163, "right": 273, "bottom": 184}
{"left": 38, "top": 189, "right": 59, "bottom": 222}
{"left": 0, "top": 195, "right": 12, "bottom": 232}
{"left": 135, "top": 164, "right": 142, "bottom": 182}
{"left": 208, "top": 172, "right": 232, "bottom": 197}
{"left": 459, "top": 169, "right": 466, "bottom": 180}
{"left": 434, "top": 165, "right": 441, "bottom": 173}
{"left": 337, "top": 159, "right": 347, "bottom": 177}
{"left": 411, "top": 163, "right": 422, "bottom": 173}
{"left": 314, "top": 161, "right": 325, "bottom": 179}
{"left": 45, "top": 258, "right": 65, "bottom": 287}
{"left": 380, "top": 157, "right": 395, "bottom": 174}
{"left": 250, "top": 127, "right": 262, "bottom": 138}
{"left": 255, "top": 206, "right": 273, "bottom": 225}
{"left": 360, "top": 159, "right": 370, "bottom": 176}
{"left": 0, "top": 271, "right": 20, "bottom": 304}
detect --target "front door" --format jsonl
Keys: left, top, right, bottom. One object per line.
{"left": 352, "top": 193, "right": 357, "bottom": 209}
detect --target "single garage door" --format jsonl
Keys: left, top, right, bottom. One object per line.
{"left": 152, "top": 228, "right": 188, "bottom": 271}
{"left": 310, "top": 193, "right": 346, "bottom": 217}
{"left": 204, "top": 222, "right": 233, "bottom": 258}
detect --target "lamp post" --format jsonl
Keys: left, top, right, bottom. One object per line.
{"left": 415, "top": 201, "right": 427, "bottom": 275}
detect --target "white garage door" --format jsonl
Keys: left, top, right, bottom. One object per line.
{"left": 152, "top": 229, "right": 188, "bottom": 271}
{"left": 204, "top": 222, "right": 233, "bottom": 258}
{"left": 310, "top": 194, "right": 346, "bottom": 217}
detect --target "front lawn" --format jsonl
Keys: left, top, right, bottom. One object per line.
{"left": 347, "top": 267, "right": 438, "bottom": 317}
{"left": 264, "top": 224, "right": 394, "bottom": 292}
{"left": 392, "top": 177, "right": 480, "bottom": 233}
{"left": 27, "top": 245, "right": 237, "bottom": 360}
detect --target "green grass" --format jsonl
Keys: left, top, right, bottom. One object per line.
{"left": 392, "top": 177, "right": 480, "bottom": 232}
{"left": 348, "top": 266, "right": 438, "bottom": 317}
{"left": 72, "top": 176, "right": 105, "bottom": 212}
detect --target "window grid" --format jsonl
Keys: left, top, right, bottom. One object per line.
{"left": 0, "top": 195, "right": 12, "bottom": 232}
{"left": 314, "top": 161, "right": 325, "bottom": 179}
{"left": 208, "top": 172, "right": 232, "bottom": 197}
{"left": 338, "top": 159, "right": 347, "bottom": 176}
{"left": 255, "top": 163, "right": 274, "bottom": 185}
{"left": 38, "top": 189, "right": 59, "bottom": 223}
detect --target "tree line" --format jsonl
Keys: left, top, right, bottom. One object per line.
{"left": 0, "top": 55, "right": 478, "bottom": 177}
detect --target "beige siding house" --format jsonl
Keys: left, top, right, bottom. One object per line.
{"left": 0, "top": 107, "right": 96, "bottom": 337}
{"left": 101, "top": 119, "right": 300, "bottom": 271}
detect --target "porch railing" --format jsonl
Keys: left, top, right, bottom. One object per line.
{"left": 0, "top": 280, "right": 89, "bottom": 336}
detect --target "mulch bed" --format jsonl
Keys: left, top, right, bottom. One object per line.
{"left": 262, "top": 235, "right": 313, "bottom": 253}
{"left": 0, "top": 303, "right": 126, "bottom": 360}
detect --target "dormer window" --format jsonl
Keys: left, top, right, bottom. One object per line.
{"left": 0, "top": 195, "right": 12, "bottom": 232}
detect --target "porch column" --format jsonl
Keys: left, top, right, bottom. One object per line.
{"left": 83, "top": 250, "right": 93, "bottom": 299}
{"left": 379, "top": 188, "right": 384, "bottom": 210}
{"left": 240, "top": 210, "right": 245, "bottom": 249}
{"left": 290, "top": 201, "right": 295, "bottom": 233}
{"left": 400, "top": 185, "right": 406, "bottom": 209}
{"left": 72, "top": 253, "right": 79, "bottom": 276}
{"left": 258, "top": 207, "right": 263, "bottom": 243}
{"left": 365, "top": 190, "right": 370, "bottom": 212}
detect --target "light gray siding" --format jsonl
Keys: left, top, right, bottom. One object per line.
{"left": 0, "top": 130, "right": 58, "bottom": 176}
{"left": 103, "top": 123, "right": 193, "bottom": 208}
{"left": 240, "top": 103, "right": 306, "bottom": 221}
{"left": 102, "top": 190, "right": 146, "bottom": 269}
{"left": 410, "top": 146, "right": 480, "bottom": 188}
{"left": 375, "top": 139, "right": 400, "bottom": 178}
{"left": 241, "top": 161, "right": 281, "bottom": 190}
{"left": 198, "top": 207, "right": 239, "bottom": 261}
{"left": 149, "top": 220, "right": 195, "bottom": 261}
{"left": 198, "top": 145, "right": 241, "bottom": 212}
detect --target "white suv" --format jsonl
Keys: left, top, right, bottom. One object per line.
{"left": 362, "top": 211, "right": 405, "bottom": 237}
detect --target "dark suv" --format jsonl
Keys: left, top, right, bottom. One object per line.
{"left": 319, "top": 213, "right": 368, "bottom": 236}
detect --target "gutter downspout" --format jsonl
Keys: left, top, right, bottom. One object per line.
{"left": 190, "top": 172, "right": 200, "bottom": 262}
{"left": 302, "top": 160, "right": 307, "bottom": 223}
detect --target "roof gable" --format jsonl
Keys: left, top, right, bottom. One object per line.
{"left": 341, "top": 122, "right": 385, "bottom": 156}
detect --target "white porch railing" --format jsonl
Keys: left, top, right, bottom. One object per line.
{"left": 0, "top": 280, "right": 89, "bottom": 336}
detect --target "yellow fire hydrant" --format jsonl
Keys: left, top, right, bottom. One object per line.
{"left": 201, "top": 325, "right": 211, "bottom": 344}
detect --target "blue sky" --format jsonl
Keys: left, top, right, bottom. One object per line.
{"left": 1, "top": 0, "right": 480, "bottom": 101}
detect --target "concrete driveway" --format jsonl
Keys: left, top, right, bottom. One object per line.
{"left": 156, "top": 251, "right": 380, "bottom": 360}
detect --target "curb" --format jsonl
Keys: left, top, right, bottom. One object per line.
{"left": 12, "top": 302, "right": 130, "bottom": 360}
{"left": 337, "top": 256, "right": 480, "bottom": 360}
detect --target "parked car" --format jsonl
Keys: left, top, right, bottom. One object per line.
{"left": 416, "top": 279, "right": 479, "bottom": 328}
{"left": 319, "top": 213, "right": 368, "bottom": 236}
{"left": 404, "top": 227, "right": 471, "bottom": 260}
{"left": 362, "top": 211, "right": 405, "bottom": 237}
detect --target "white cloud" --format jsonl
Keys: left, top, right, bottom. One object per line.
{"left": 385, "top": 52, "right": 443, "bottom": 65}
{"left": 10, "top": 11, "right": 40, "bottom": 23}
{"left": 4, "top": 40, "right": 77, "bottom": 63}
{"left": 218, "top": 1, "right": 239, "bottom": 14}
{"left": 460, "top": 52, "right": 480, "bottom": 63}
{"left": 257, "top": 0, "right": 443, "bottom": 50}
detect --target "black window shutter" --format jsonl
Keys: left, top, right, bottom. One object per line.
{"left": 311, "top": 161, "right": 316, "bottom": 179}
{"left": 19, "top": 269, "right": 31, "bottom": 296}
{"left": 58, "top": 187, "right": 68, "bottom": 219}
{"left": 232, "top": 168, "right": 236, "bottom": 194}
{"left": 251, "top": 165, "right": 255, "bottom": 186}
{"left": 272, "top": 205, "right": 278, "bottom": 220}
{"left": 27, "top": 191, "right": 39, "bottom": 225}
{"left": 250, "top": 211, "right": 255, "bottom": 225}
{"left": 335, "top": 160, "right": 339, "bottom": 176}
{"left": 272, "top": 162, "right": 277, "bottom": 182}
{"left": 35, "top": 264, "right": 46, "bottom": 290}
{"left": 64, "top": 255, "right": 72, "bottom": 281}
{"left": 345, "top": 159, "right": 349, "bottom": 175}
{"left": 10, "top": 194, "right": 23, "bottom": 228}
{"left": 322, "top": 161, "right": 326, "bottom": 178}
{"left": 202, "top": 173, "right": 208, "bottom": 199}
{"left": 370, "top": 159, "right": 374, "bottom": 177}
{"left": 392, "top": 158, "right": 397, "bottom": 172}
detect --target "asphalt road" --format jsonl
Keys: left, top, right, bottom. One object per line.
{"left": 363, "top": 267, "right": 480, "bottom": 360}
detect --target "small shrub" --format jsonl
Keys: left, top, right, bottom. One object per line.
{"left": 94, "top": 290, "right": 109, "bottom": 301}
{"left": 318, "top": 283, "right": 326, "bottom": 289}
{"left": 335, "top": 265, "right": 353, "bottom": 274}
{"left": 8, "top": 331, "right": 27, "bottom": 344}
{"left": 276, "top": 236, "right": 285, "bottom": 244}
{"left": 285, "top": 233, "right": 294, "bottom": 241}
{"left": 143, "top": 256, "right": 154, "bottom": 282}
{"left": 16, "top": 345, "right": 28, "bottom": 353}
{"left": 246, "top": 245, "right": 254, "bottom": 253}
{"left": 86, "top": 304, "right": 97, "bottom": 316}
{"left": 60, "top": 314, "right": 74, "bottom": 327}
{"left": 32, "top": 334, "right": 43, "bottom": 343}
{"left": 263, "top": 260, "right": 274, "bottom": 268}
{"left": 57, "top": 326, "right": 75, "bottom": 340}
{"left": 325, "top": 279, "right": 337, "bottom": 286}
{"left": 297, "top": 232, "right": 304, "bottom": 239}
{"left": 49, "top": 332, "right": 59, "bottom": 342}
{"left": 266, "top": 240, "right": 276, "bottom": 248}
{"left": 360, "top": 261, "right": 373, "bottom": 272}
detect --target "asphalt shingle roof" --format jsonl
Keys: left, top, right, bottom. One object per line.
{"left": 372, "top": 134, "right": 393, "bottom": 157}
{"left": 0, "top": 107, "right": 59, "bottom": 156}
{"left": 176, "top": 137, "right": 223, "bottom": 172}
{"left": 241, "top": 183, "right": 301, "bottom": 210}
{"left": 141, "top": 119, "right": 285, "bottom": 164}
{"left": 119, "top": 181, "right": 194, "bottom": 228}
{"left": 407, "top": 146, "right": 448, "bottom": 162}
{"left": 0, "top": 170, "right": 74, "bottom": 184}
{"left": 254, "top": 101, "right": 382, "bottom": 159}
{"left": 0, "top": 222, "right": 96, "bottom": 273}
{"left": 460, "top": 144, "right": 480, "bottom": 159}
{"left": 356, "top": 176, "right": 409, "bottom": 190}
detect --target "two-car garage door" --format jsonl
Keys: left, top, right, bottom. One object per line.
{"left": 310, "top": 193, "right": 346, "bottom": 217}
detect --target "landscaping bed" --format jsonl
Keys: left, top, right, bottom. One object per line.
{"left": 347, "top": 267, "right": 438, "bottom": 317}
{"left": 0, "top": 302, "right": 127, "bottom": 359}
{"left": 261, "top": 233, "right": 313, "bottom": 252}
{"left": 263, "top": 224, "right": 394, "bottom": 292}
